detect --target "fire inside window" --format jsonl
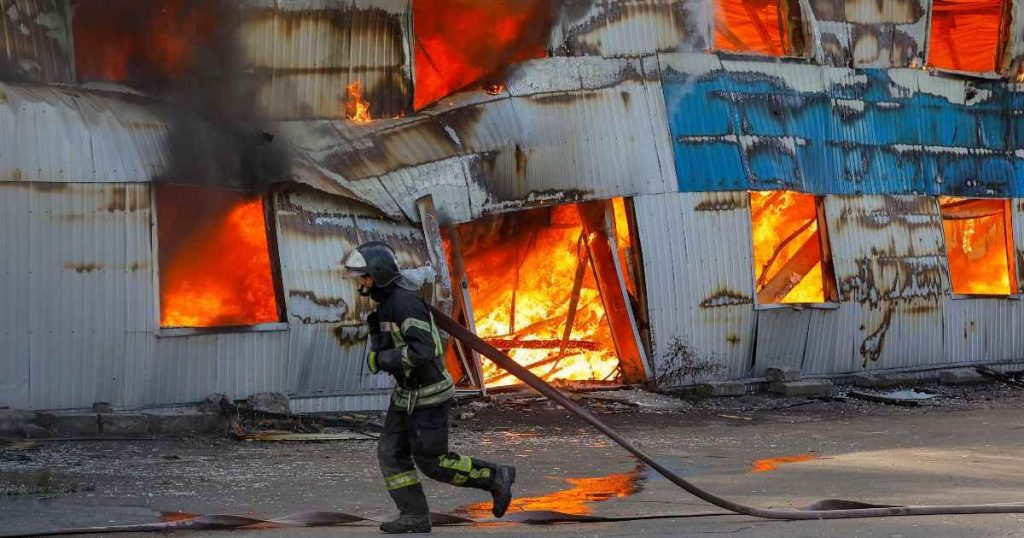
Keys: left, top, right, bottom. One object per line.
{"left": 939, "top": 197, "right": 1019, "bottom": 296}
{"left": 156, "top": 184, "right": 282, "bottom": 328}
{"left": 444, "top": 199, "right": 644, "bottom": 388}
{"left": 749, "top": 191, "right": 837, "bottom": 305}
{"left": 927, "top": 0, "right": 1009, "bottom": 73}
{"left": 412, "top": 0, "right": 551, "bottom": 110}
{"left": 714, "top": 0, "right": 806, "bottom": 57}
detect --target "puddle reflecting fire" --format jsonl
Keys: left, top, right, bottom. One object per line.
{"left": 458, "top": 465, "right": 645, "bottom": 518}
{"left": 751, "top": 453, "right": 819, "bottom": 473}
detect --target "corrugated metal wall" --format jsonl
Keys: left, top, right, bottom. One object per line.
{"left": 0, "top": 181, "right": 426, "bottom": 410}
{"left": 239, "top": 0, "right": 412, "bottom": 120}
{"left": 0, "top": 0, "right": 73, "bottom": 83}
{"left": 637, "top": 191, "right": 1024, "bottom": 387}
{"left": 0, "top": 82, "right": 170, "bottom": 183}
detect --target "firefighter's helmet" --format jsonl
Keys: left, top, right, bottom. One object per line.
{"left": 343, "top": 241, "right": 402, "bottom": 287}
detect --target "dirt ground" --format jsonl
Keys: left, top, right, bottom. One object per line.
{"left": 2, "top": 382, "right": 1024, "bottom": 537}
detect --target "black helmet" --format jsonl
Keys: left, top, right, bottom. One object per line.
{"left": 343, "top": 241, "right": 401, "bottom": 287}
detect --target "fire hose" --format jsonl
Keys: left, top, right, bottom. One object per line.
{"left": 430, "top": 305, "right": 1024, "bottom": 520}
{"left": 5, "top": 312, "right": 1024, "bottom": 538}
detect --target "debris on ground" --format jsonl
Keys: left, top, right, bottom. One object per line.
{"left": 846, "top": 389, "right": 938, "bottom": 407}
{"left": 975, "top": 366, "right": 1024, "bottom": 389}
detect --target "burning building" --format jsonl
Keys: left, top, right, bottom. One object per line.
{"left": 1, "top": 0, "right": 1024, "bottom": 412}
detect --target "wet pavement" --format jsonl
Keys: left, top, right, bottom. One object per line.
{"left": 2, "top": 385, "right": 1024, "bottom": 537}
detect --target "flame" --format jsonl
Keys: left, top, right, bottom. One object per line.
{"left": 158, "top": 186, "right": 279, "bottom": 328}
{"left": 449, "top": 203, "right": 622, "bottom": 387}
{"left": 714, "top": 0, "right": 789, "bottom": 56}
{"left": 459, "top": 469, "right": 642, "bottom": 518}
{"left": 74, "top": 0, "right": 214, "bottom": 85}
{"left": 939, "top": 197, "right": 1017, "bottom": 295}
{"left": 750, "top": 191, "right": 828, "bottom": 304}
{"left": 927, "top": 0, "right": 1004, "bottom": 73}
{"left": 412, "top": 0, "right": 552, "bottom": 110}
{"left": 346, "top": 81, "right": 373, "bottom": 123}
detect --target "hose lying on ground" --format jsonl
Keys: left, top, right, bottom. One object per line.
{"left": 430, "top": 306, "right": 1024, "bottom": 520}
{"left": 6, "top": 311, "right": 1023, "bottom": 538}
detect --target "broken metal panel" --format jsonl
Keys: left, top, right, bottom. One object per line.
{"left": 0, "top": 182, "right": 151, "bottom": 409}
{"left": 273, "top": 187, "right": 426, "bottom": 395}
{"left": 824, "top": 195, "right": 948, "bottom": 371}
{"left": 0, "top": 82, "right": 171, "bottom": 183}
{"left": 238, "top": 0, "right": 412, "bottom": 120}
{"left": 660, "top": 53, "right": 1024, "bottom": 197}
{"left": 0, "top": 0, "right": 74, "bottom": 83}
{"left": 634, "top": 191, "right": 755, "bottom": 386}
{"left": 551, "top": 0, "right": 712, "bottom": 57}
{"left": 1002, "top": 0, "right": 1024, "bottom": 76}
{"left": 285, "top": 57, "right": 677, "bottom": 223}
{"left": 801, "top": 0, "right": 927, "bottom": 68}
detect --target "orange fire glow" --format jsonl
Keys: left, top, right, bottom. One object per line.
{"left": 751, "top": 453, "right": 819, "bottom": 473}
{"left": 157, "top": 185, "right": 279, "bottom": 328}
{"left": 750, "top": 191, "right": 829, "bottom": 304}
{"left": 346, "top": 81, "right": 373, "bottom": 123}
{"left": 459, "top": 469, "right": 642, "bottom": 517}
{"left": 928, "top": 0, "right": 1005, "bottom": 73}
{"left": 73, "top": 0, "right": 214, "bottom": 84}
{"left": 714, "top": 0, "right": 790, "bottom": 56}
{"left": 451, "top": 204, "right": 621, "bottom": 387}
{"left": 939, "top": 197, "right": 1018, "bottom": 295}
{"left": 413, "top": 0, "right": 552, "bottom": 110}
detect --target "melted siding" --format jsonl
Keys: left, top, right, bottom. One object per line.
{"left": 0, "top": 0, "right": 73, "bottom": 83}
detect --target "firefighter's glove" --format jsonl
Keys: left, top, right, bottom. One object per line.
{"left": 367, "top": 350, "right": 381, "bottom": 374}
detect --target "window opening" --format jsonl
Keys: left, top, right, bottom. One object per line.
{"left": 750, "top": 191, "right": 837, "bottom": 305}
{"left": 939, "top": 197, "right": 1018, "bottom": 296}
{"left": 714, "top": 0, "right": 806, "bottom": 57}
{"left": 157, "top": 184, "right": 283, "bottom": 328}
{"left": 927, "top": 0, "right": 1010, "bottom": 73}
{"left": 442, "top": 199, "right": 646, "bottom": 388}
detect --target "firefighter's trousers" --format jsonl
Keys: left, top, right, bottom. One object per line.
{"left": 377, "top": 400, "right": 499, "bottom": 515}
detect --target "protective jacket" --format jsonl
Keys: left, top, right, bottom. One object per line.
{"left": 369, "top": 284, "right": 454, "bottom": 412}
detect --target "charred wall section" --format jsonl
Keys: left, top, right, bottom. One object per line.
{"left": 0, "top": 0, "right": 73, "bottom": 83}
{"left": 638, "top": 191, "right": 1024, "bottom": 387}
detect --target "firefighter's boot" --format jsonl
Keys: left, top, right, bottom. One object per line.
{"left": 379, "top": 513, "right": 431, "bottom": 534}
{"left": 489, "top": 464, "right": 516, "bottom": 518}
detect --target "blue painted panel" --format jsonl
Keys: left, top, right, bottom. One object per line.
{"left": 662, "top": 63, "right": 1024, "bottom": 197}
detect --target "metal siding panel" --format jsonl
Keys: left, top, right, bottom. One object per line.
{"left": 291, "top": 57, "right": 678, "bottom": 223}
{"left": 18, "top": 184, "right": 150, "bottom": 408}
{"left": 824, "top": 195, "right": 947, "bottom": 372}
{"left": 0, "top": 83, "right": 171, "bottom": 183}
{"left": 552, "top": 0, "right": 711, "bottom": 58}
{"left": 659, "top": 53, "right": 1024, "bottom": 197}
{"left": 635, "top": 191, "right": 755, "bottom": 385}
{"left": 274, "top": 188, "right": 422, "bottom": 397}
{"left": 150, "top": 331, "right": 291, "bottom": 404}
{"left": 0, "top": 184, "right": 31, "bottom": 407}
{"left": 801, "top": 306, "right": 859, "bottom": 375}
{"left": 290, "top": 391, "right": 390, "bottom": 413}
{"left": 0, "top": 0, "right": 73, "bottom": 83}
{"left": 239, "top": 1, "right": 412, "bottom": 120}
{"left": 752, "top": 309, "right": 810, "bottom": 376}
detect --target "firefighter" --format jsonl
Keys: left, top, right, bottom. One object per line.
{"left": 343, "top": 241, "right": 516, "bottom": 534}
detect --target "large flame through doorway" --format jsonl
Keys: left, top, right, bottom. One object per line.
{"left": 750, "top": 191, "right": 829, "bottom": 304}
{"left": 939, "top": 197, "right": 1018, "bottom": 296}
{"left": 450, "top": 204, "right": 622, "bottom": 387}
{"left": 157, "top": 185, "right": 280, "bottom": 328}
